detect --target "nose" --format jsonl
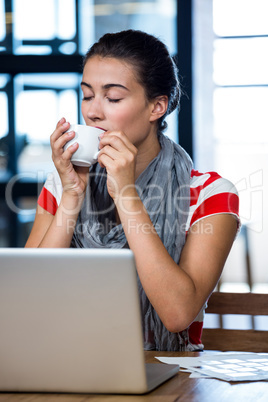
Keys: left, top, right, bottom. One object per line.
{"left": 85, "top": 97, "right": 104, "bottom": 122}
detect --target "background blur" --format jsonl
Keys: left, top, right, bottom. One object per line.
{"left": 1, "top": 1, "right": 268, "bottom": 313}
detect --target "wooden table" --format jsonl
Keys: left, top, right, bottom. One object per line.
{"left": 1, "top": 351, "right": 268, "bottom": 401}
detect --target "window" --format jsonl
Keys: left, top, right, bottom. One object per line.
{"left": 193, "top": 0, "right": 268, "bottom": 289}
{"left": 0, "top": 75, "right": 9, "bottom": 176}
{"left": 1, "top": 0, "right": 178, "bottom": 246}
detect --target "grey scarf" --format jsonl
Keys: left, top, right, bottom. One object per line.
{"left": 71, "top": 133, "right": 193, "bottom": 351}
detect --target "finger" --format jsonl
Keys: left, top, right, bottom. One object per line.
{"left": 98, "top": 140, "right": 137, "bottom": 168}
{"left": 54, "top": 130, "right": 76, "bottom": 152}
{"left": 98, "top": 144, "right": 119, "bottom": 161}
{"left": 99, "top": 132, "right": 136, "bottom": 154}
{"left": 62, "top": 141, "right": 79, "bottom": 161}
{"left": 50, "top": 121, "right": 70, "bottom": 145}
{"left": 51, "top": 132, "right": 75, "bottom": 162}
{"left": 56, "top": 117, "right": 66, "bottom": 129}
{"left": 52, "top": 141, "right": 78, "bottom": 170}
{"left": 106, "top": 130, "right": 136, "bottom": 151}
{"left": 98, "top": 152, "right": 115, "bottom": 170}
{"left": 98, "top": 146, "right": 136, "bottom": 171}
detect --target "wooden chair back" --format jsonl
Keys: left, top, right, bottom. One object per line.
{"left": 202, "top": 292, "right": 268, "bottom": 352}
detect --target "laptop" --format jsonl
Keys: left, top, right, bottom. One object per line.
{"left": 0, "top": 248, "right": 179, "bottom": 394}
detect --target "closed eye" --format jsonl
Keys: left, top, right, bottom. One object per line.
{"left": 82, "top": 96, "right": 93, "bottom": 101}
{"left": 107, "top": 98, "right": 122, "bottom": 103}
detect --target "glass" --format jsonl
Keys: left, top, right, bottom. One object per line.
{"left": 0, "top": 0, "right": 7, "bottom": 53}
{"left": 193, "top": 0, "right": 268, "bottom": 291}
{"left": 0, "top": 74, "right": 9, "bottom": 175}
{"left": 214, "top": 38, "right": 268, "bottom": 86}
{"left": 1, "top": 0, "right": 178, "bottom": 248}
{"left": 213, "top": 87, "right": 268, "bottom": 143}
{"left": 13, "top": 0, "right": 77, "bottom": 54}
{"left": 14, "top": 73, "right": 81, "bottom": 175}
{"left": 1, "top": 0, "right": 177, "bottom": 55}
{"left": 92, "top": 0, "right": 177, "bottom": 53}
{"left": 14, "top": 73, "right": 80, "bottom": 143}
{"left": 0, "top": 0, "right": 5, "bottom": 43}
{"left": 213, "top": 0, "right": 268, "bottom": 37}
{"left": 0, "top": 91, "right": 8, "bottom": 172}
{"left": 0, "top": 92, "right": 8, "bottom": 139}
{"left": 0, "top": 0, "right": 178, "bottom": 55}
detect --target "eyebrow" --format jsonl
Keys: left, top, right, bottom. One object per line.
{"left": 80, "top": 82, "right": 129, "bottom": 91}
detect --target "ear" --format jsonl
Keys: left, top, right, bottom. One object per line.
{"left": 149, "top": 96, "right": 169, "bottom": 122}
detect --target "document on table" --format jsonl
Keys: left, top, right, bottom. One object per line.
{"left": 156, "top": 353, "right": 268, "bottom": 382}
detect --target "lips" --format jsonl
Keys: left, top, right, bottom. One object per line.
{"left": 94, "top": 126, "right": 107, "bottom": 131}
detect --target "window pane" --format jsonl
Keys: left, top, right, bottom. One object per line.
{"left": 58, "top": 0, "right": 76, "bottom": 40}
{"left": 0, "top": 92, "right": 8, "bottom": 139}
{"left": 14, "top": 73, "right": 80, "bottom": 175}
{"left": 78, "top": 0, "right": 95, "bottom": 54}
{"left": 16, "top": 89, "right": 59, "bottom": 142}
{"left": 3, "top": 0, "right": 177, "bottom": 58}
{"left": 92, "top": 0, "right": 177, "bottom": 53}
{"left": 14, "top": 0, "right": 56, "bottom": 40}
{"left": 15, "top": 73, "right": 80, "bottom": 143}
{"left": 0, "top": 74, "right": 9, "bottom": 176}
{"left": 213, "top": 0, "right": 268, "bottom": 37}
{"left": 214, "top": 87, "right": 268, "bottom": 143}
{"left": 13, "top": 0, "right": 77, "bottom": 54}
{"left": 214, "top": 38, "right": 268, "bottom": 86}
{"left": 0, "top": 0, "right": 5, "bottom": 42}
{"left": 0, "top": 91, "right": 8, "bottom": 175}
{"left": 194, "top": 0, "right": 268, "bottom": 288}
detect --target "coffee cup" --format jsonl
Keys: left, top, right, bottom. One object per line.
{"left": 64, "top": 124, "right": 105, "bottom": 167}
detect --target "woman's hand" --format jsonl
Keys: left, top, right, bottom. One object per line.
{"left": 98, "top": 130, "right": 138, "bottom": 202}
{"left": 50, "top": 118, "right": 89, "bottom": 199}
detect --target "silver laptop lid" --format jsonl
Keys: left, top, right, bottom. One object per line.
{"left": 0, "top": 248, "right": 149, "bottom": 393}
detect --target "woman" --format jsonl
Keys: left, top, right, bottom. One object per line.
{"left": 26, "top": 30, "right": 239, "bottom": 351}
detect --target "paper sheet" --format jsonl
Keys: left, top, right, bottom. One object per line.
{"left": 156, "top": 353, "right": 268, "bottom": 381}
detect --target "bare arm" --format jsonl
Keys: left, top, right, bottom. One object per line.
{"left": 25, "top": 205, "right": 54, "bottom": 247}
{"left": 25, "top": 118, "right": 89, "bottom": 248}
{"left": 25, "top": 194, "right": 84, "bottom": 248}
{"left": 98, "top": 130, "right": 238, "bottom": 333}
{"left": 116, "top": 192, "right": 237, "bottom": 332}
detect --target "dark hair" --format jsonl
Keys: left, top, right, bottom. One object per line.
{"left": 83, "top": 30, "right": 181, "bottom": 132}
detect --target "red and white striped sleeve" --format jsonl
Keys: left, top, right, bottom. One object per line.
{"left": 186, "top": 170, "right": 240, "bottom": 232}
{"left": 37, "top": 170, "right": 62, "bottom": 215}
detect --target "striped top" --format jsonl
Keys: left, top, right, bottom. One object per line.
{"left": 38, "top": 168, "right": 239, "bottom": 350}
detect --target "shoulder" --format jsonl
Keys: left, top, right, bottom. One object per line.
{"left": 190, "top": 169, "right": 237, "bottom": 192}
{"left": 186, "top": 169, "right": 239, "bottom": 231}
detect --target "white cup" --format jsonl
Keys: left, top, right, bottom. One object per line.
{"left": 64, "top": 124, "right": 105, "bottom": 167}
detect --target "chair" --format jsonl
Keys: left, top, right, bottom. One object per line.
{"left": 202, "top": 292, "right": 268, "bottom": 352}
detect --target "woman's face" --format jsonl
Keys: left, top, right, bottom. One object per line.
{"left": 81, "top": 56, "right": 157, "bottom": 147}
